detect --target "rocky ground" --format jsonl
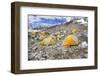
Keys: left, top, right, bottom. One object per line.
{"left": 28, "top": 21, "right": 88, "bottom": 61}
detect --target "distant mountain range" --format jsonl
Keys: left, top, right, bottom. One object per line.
{"left": 28, "top": 15, "right": 87, "bottom": 30}
{"left": 28, "top": 15, "right": 75, "bottom": 29}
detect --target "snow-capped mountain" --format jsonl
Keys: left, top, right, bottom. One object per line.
{"left": 28, "top": 15, "right": 72, "bottom": 29}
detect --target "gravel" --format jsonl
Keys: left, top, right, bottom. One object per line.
{"left": 28, "top": 22, "right": 88, "bottom": 61}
